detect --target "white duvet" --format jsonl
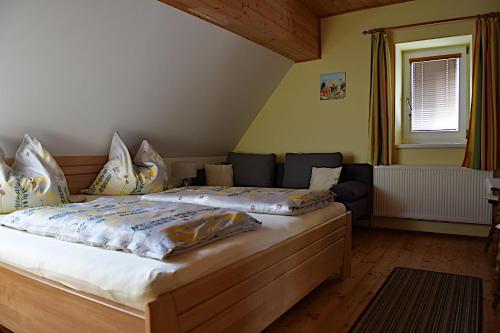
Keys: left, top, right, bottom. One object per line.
{"left": 0, "top": 201, "right": 346, "bottom": 310}
{"left": 143, "top": 186, "right": 335, "bottom": 215}
{"left": 0, "top": 197, "right": 260, "bottom": 260}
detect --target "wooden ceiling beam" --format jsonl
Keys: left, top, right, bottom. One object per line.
{"left": 159, "top": 0, "right": 414, "bottom": 62}
{"left": 159, "top": 0, "right": 321, "bottom": 62}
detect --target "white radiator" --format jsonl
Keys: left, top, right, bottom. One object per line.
{"left": 374, "top": 166, "right": 492, "bottom": 225}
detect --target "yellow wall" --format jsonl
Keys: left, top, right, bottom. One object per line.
{"left": 236, "top": 0, "right": 500, "bottom": 165}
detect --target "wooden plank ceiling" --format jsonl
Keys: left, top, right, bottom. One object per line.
{"left": 159, "top": 0, "right": 412, "bottom": 62}
{"left": 302, "top": 0, "right": 413, "bottom": 18}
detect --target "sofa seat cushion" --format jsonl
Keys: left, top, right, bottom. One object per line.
{"left": 283, "top": 153, "right": 343, "bottom": 189}
{"left": 331, "top": 181, "right": 370, "bottom": 201}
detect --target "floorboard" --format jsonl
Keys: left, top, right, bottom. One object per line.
{"left": 264, "top": 227, "right": 500, "bottom": 333}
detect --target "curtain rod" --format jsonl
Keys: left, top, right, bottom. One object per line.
{"left": 362, "top": 11, "right": 499, "bottom": 35}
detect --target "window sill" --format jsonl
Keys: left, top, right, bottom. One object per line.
{"left": 395, "top": 143, "right": 466, "bottom": 149}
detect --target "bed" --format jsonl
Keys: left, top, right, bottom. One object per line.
{"left": 0, "top": 156, "right": 351, "bottom": 333}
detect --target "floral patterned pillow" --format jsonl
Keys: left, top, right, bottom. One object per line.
{"left": 0, "top": 135, "right": 70, "bottom": 214}
{"left": 83, "top": 133, "right": 168, "bottom": 195}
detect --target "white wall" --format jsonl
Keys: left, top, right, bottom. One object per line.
{"left": 0, "top": 0, "right": 291, "bottom": 157}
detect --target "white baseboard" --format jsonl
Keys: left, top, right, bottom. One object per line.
{"left": 356, "top": 216, "right": 489, "bottom": 238}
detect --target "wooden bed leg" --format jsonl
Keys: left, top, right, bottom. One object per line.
{"left": 341, "top": 212, "right": 352, "bottom": 280}
{"left": 146, "top": 294, "right": 180, "bottom": 333}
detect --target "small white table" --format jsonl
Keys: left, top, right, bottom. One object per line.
{"left": 485, "top": 177, "right": 500, "bottom": 252}
{"left": 489, "top": 178, "right": 500, "bottom": 307}
{"left": 494, "top": 224, "right": 500, "bottom": 307}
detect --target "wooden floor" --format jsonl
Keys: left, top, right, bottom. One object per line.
{"left": 265, "top": 227, "right": 500, "bottom": 333}
{"left": 1, "top": 228, "right": 498, "bottom": 333}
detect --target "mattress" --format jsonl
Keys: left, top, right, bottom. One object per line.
{"left": 0, "top": 198, "right": 346, "bottom": 311}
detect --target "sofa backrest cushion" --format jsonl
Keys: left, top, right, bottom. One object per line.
{"left": 282, "top": 153, "right": 343, "bottom": 189}
{"left": 227, "top": 152, "right": 276, "bottom": 187}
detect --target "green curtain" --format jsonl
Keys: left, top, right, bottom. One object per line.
{"left": 368, "top": 31, "right": 393, "bottom": 165}
{"left": 463, "top": 16, "right": 499, "bottom": 170}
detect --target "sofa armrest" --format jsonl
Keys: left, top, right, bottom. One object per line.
{"left": 331, "top": 181, "right": 371, "bottom": 201}
{"left": 338, "top": 163, "right": 373, "bottom": 219}
{"left": 339, "top": 163, "right": 373, "bottom": 185}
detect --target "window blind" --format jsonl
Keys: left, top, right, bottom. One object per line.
{"left": 411, "top": 56, "right": 460, "bottom": 132}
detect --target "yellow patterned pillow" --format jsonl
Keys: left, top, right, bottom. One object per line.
{"left": 84, "top": 133, "right": 168, "bottom": 195}
{"left": 0, "top": 135, "right": 70, "bottom": 214}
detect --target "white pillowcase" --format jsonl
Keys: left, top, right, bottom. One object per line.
{"left": 205, "top": 164, "right": 234, "bottom": 187}
{"left": 84, "top": 133, "right": 168, "bottom": 195}
{"left": 309, "top": 166, "right": 342, "bottom": 191}
{"left": 0, "top": 135, "right": 70, "bottom": 214}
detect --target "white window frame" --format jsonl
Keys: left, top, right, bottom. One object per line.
{"left": 395, "top": 35, "right": 472, "bottom": 148}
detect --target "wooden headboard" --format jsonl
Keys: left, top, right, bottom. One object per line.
{"left": 6, "top": 156, "right": 108, "bottom": 194}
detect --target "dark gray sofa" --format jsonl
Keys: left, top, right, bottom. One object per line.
{"left": 274, "top": 163, "right": 373, "bottom": 220}
{"left": 192, "top": 152, "right": 373, "bottom": 221}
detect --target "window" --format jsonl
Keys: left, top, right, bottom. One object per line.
{"left": 410, "top": 55, "right": 460, "bottom": 132}
{"left": 395, "top": 36, "right": 471, "bottom": 147}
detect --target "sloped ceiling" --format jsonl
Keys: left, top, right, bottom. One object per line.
{"left": 159, "top": 0, "right": 321, "bottom": 62}
{"left": 158, "top": 0, "right": 414, "bottom": 62}
{"left": 0, "top": 0, "right": 292, "bottom": 157}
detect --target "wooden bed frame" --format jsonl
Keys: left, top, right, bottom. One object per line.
{"left": 0, "top": 156, "right": 352, "bottom": 333}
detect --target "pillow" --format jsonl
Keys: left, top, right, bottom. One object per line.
{"left": 84, "top": 133, "right": 168, "bottom": 195}
{"left": 283, "top": 153, "right": 343, "bottom": 189}
{"left": 0, "top": 135, "right": 70, "bottom": 214}
{"left": 227, "top": 152, "right": 276, "bottom": 187}
{"left": 309, "top": 167, "right": 342, "bottom": 190}
{"left": 205, "top": 164, "right": 234, "bottom": 187}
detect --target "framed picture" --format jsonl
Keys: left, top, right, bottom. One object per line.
{"left": 320, "top": 72, "right": 346, "bottom": 100}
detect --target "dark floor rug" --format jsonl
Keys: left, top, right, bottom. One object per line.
{"left": 350, "top": 267, "right": 482, "bottom": 333}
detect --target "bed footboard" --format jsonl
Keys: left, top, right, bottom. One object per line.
{"left": 146, "top": 211, "right": 352, "bottom": 333}
{"left": 0, "top": 212, "right": 351, "bottom": 333}
{"left": 0, "top": 262, "right": 145, "bottom": 333}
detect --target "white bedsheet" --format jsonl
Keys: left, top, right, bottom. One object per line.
{"left": 0, "top": 200, "right": 345, "bottom": 310}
